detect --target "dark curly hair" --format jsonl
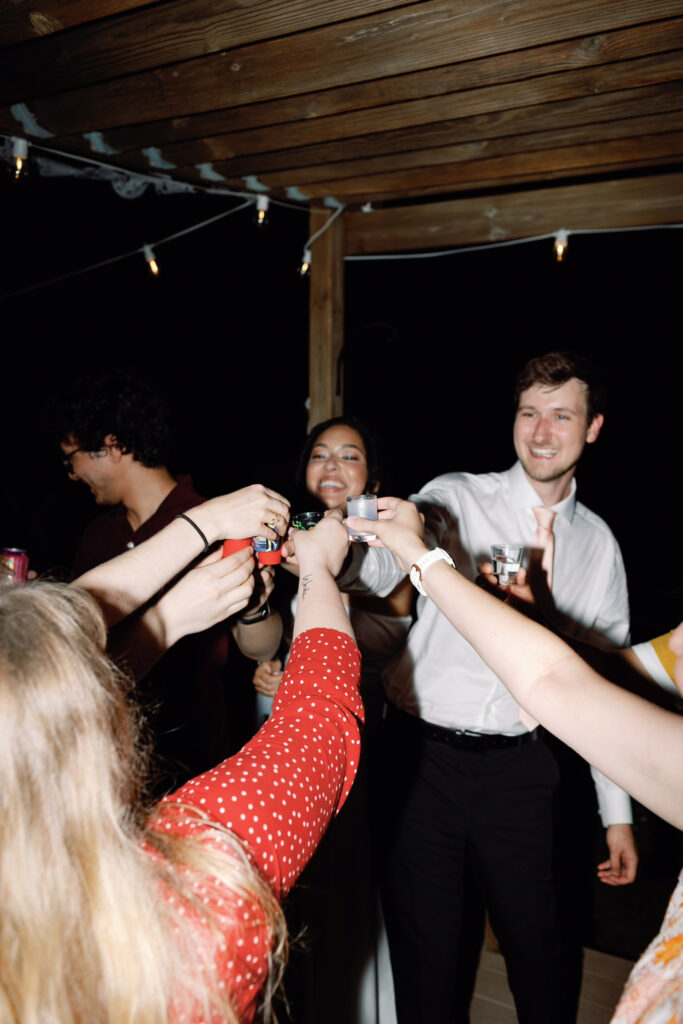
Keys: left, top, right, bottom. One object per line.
{"left": 51, "top": 372, "right": 170, "bottom": 468}
{"left": 294, "top": 416, "right": 381, "bottom": 508}
{"left": 514, "top": 351, "right": 606, "bottom": 424}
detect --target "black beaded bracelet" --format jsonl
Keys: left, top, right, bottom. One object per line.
{"left": 174, "top": 512, "right": 209, "bottom": 554}
{"left": 238, "top": 601, "right": 271, "bottom": 625}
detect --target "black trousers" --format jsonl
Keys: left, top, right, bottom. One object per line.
{"left": 376, "top": 710, "right": 579, "bottom": 1024}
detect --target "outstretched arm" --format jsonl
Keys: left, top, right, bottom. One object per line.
{"left": 74, "top": 484, "right": 290, "bottom": 627}
{"left": 290, "top": 509, "right": 354, "bottom": 642}
{"left": 348, "top": 499, "right": 683, "bottom": 831}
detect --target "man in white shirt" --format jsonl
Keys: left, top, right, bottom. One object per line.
{"left": 338, "top": 352, "right": 637, "bottom": 1024}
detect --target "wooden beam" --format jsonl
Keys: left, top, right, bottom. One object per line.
{"left": 284, "top": 131, "right": 683, "bottom": 203}
{"left": 3, "top": 0, "right": 680, "bottom": 136}
{"left": 207, "top": 86, "right": 683, "bottom": 184}
{"left": 308, "top": 210, "right": 345, "bottom": 427}
{"left": 0, "top": 0, "right": 153, "bottom": 47}
{"left": 86, "top": 17, "right": 683, "bottom": 152}
{"left": 0, "top": 0, "right": 413, "bottom": 101}
{"left": 108, "top": 47, "right": 683, "bottom": 169}
{"left": 342, "top": 171, "right": 683, "bottom": 253}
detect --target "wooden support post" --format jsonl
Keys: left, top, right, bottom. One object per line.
{"left": 308, "top": 208, "right": 344, "bottom": 431}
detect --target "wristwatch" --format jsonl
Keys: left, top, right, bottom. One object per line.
{"left": 238, "top": 601, "right": 271, "bottom": 624}
{"left": 409, "top": 548, "right": 456, "bottom": 596}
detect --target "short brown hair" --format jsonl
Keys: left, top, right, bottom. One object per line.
{"left": 514, "top": 351, "right": 605, "bottom": 423}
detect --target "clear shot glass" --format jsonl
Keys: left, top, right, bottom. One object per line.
{"left": 490, "top": 544, "right": 524, "bottom": 585}
{"left": 346, "top": 494, "right": 378, "bottom": 542}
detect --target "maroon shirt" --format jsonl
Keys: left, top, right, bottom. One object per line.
{"left": 72, "top": 475, "right": 205, "bottom": 576}
{"left": 73, "top": 476, "right": 231, "bottom": 795}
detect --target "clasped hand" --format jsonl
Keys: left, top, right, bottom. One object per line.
{"left": 197, "top": 484, "right": 291, "bottom": 545}
{"left": 289, "top": 508, "right": 350, "bottom": 576}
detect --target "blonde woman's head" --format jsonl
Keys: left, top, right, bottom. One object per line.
{"left": 0, "top": 581, "right": 285, "bottom": 1024}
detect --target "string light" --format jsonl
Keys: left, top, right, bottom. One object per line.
{"left": 11, "top": 137, "right": 28, "bottom": 182}
{"left": 255, "top": 195, "right": 270, "bottom": 227}
{"left": 554, "top": 228, "right": 569, "bottom": 262}
{"left": 142, "top": 244, "right": 160, "bottom": 277}
{"left": 298, "top": 247, "right": 312, "bottom": 276}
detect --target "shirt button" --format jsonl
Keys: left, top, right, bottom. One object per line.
{"left": 126, "top": 541, "right": 135, "bottom": 549}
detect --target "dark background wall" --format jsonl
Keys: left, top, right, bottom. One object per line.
{"left": 1, "top": 170, "right": 681, "bottom": 959}
{"left": 2, "top": 172, "right": 677, "bottom": 641}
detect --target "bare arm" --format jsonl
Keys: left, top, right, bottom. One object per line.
{"left": 349, "top": 499, "right": 683, "bottom": 830}
{"left": 74, "top": 485, "right": 289, "bottom": 627}
{"left": 233, "top": 609, "right": 283, "bottom": 663}
{"left": 290, "top": 510, "right": 355, "bottom": 642}
{"left": 107, "top": 546, "right": 256, "bottom": 679}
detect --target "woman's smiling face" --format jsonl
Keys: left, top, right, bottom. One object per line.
{"left": 305, "top": 424, "right": 370, "bottom": 510}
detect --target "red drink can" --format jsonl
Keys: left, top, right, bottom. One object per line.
{"left": 1, "top": 547, "right": 30, "bottom": 583}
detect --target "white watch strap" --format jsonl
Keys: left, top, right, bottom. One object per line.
{"left": 409, "top": 547, "right": 455, "bottom": 596}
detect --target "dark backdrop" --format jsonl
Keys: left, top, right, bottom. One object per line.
{"left": 1, "top": 171, "right": 681, "bottom": 958}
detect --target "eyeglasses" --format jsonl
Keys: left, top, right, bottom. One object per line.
{"left": 62, "top": 443, "right": 117, "bottom": 473}
{"left": 61, "top": 446, "right": 86, "bottom": 473}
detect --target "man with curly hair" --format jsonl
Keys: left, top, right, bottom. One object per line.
{"left": 55, "top": 372, "right": 280, "bottom": 794}
{"left": 55, "top": 372, "right": 185, "bottom": 568}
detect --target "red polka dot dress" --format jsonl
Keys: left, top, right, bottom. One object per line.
{"left": 152, "top": 628, "right": 363, "bottom": 1022}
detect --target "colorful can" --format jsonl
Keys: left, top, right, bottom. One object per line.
{"left": 1, "top": 547, "right": 30, "bottom": 584}
{"left": 253, "top": 536, "right": 282, "bottom": 565}
{"left": 222, "top": 537, "right": 251, "bottom": 558}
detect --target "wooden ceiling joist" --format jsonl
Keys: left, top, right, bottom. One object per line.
{"left": 1, "top": 1, "right": 681, "bottom": 223}
{"left": 52, "top": 17, "right": 683, "bottom": 157}
{"left": 342, "top": 171, "right": 683, "bottom": 253}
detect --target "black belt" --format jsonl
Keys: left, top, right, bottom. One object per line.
{"left": 386, "top": 703, "right": 539, "bottom": 752}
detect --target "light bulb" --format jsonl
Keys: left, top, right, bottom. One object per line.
{"left": 11, "top": 137, "right": 28, "bottom": 182}
{"left": 298, "top": 247, "right": 312, "bottom": 276}
{"left": 554, "top": 229, "right": 569, "bottom": 263}
{"left": 255, "top": 195, "right": 270, "bottom": 227}
{"left": 143, "top": 244, "right": 160, "bottom": 277}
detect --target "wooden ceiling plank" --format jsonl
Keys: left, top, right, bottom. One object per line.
{"left": 226, "top": 110, "right": 683, "bottom": 189}
{"left": 0, "top": 0, "right": 154, "bottom": 47}
{"left": 4, "top": 1, "right": 681, "bottom": 136}
{"left": 199, "top": 155, "right": 683, "bottom": 200}
{"left": 334, "top": 157, "right": 683, "bottom": 202}
{"left": 192, "top": 81, "right": 683, "bottom": 179}
{"left": 94, "top": 17, "right": 683, "bottom": 151}
{"left": 342, "top": 172, "right": 683, "bottom": 251}
{"left": 0, "top": 0, "right": 415, "bottom": 102}
{"left": 293, "top": 132, "right": 683, "bottom": 201}
{"left": 119, "top": 50, "right": 683, "bottom": 169}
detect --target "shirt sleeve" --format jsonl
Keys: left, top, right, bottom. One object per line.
{"left": 632, "top": 632, "right": 678, "bottom": 694}
{"left": 586, "top": 540, "right": 633, "bottom": 825}
{"left": 583, "top": 539, "right": 631, "bottom": 651}
{"left": 336, "top": 540, "right": 404, "bottom": 597}
{"left": 165, "top": 627, "right": 363, "bottom": 899}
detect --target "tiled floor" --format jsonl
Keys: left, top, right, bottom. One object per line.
{"left": 471, "top": 947, "right": 634, "bottom": 1023}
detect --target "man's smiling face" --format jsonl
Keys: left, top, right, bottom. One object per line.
{"left": 513, "top": 377, "right": 603, "bottom": 498}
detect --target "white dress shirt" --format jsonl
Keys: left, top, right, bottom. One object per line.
{"left": 338, "top": 462, "right": 632, "bottom": 825}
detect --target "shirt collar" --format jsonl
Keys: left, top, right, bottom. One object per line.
{"left": 507, "top": 461, "right": 577, "bottom": 523}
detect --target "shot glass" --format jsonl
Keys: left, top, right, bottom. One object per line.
{"left": 291, "top": 510, "right": 325, "bottom": 531}
{"left": 491, "top": 544, "right": 524, "bottom": 586}
{"left": 347, "top": 493, "right": 378, "bottom": 542}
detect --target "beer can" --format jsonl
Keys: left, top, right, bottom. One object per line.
{"left": 1, "top": 547, "right": 30, "bottom": 584}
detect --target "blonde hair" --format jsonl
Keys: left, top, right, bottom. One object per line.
{"left": 0, "top": 581, "right": 286, "bottom": 1023}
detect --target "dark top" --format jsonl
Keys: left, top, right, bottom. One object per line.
{"left": 73, "top": 475, "right": 231, "bottom": 796}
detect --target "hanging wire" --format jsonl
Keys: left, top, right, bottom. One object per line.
{"left": 0, "top": 198, "right": 253, "bottom": 300}
{"left": 344, "top": 223, "right": 683, "bottom": 262}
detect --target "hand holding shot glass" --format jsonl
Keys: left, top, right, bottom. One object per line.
{"left": 291, "top": 510, "right": 325, "bottom": 531}
{"left": 491, "top": 544, "right": 524, "bottom": 585}
{"left": 346, "top": 494, "right": 378, "bottom": 541}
